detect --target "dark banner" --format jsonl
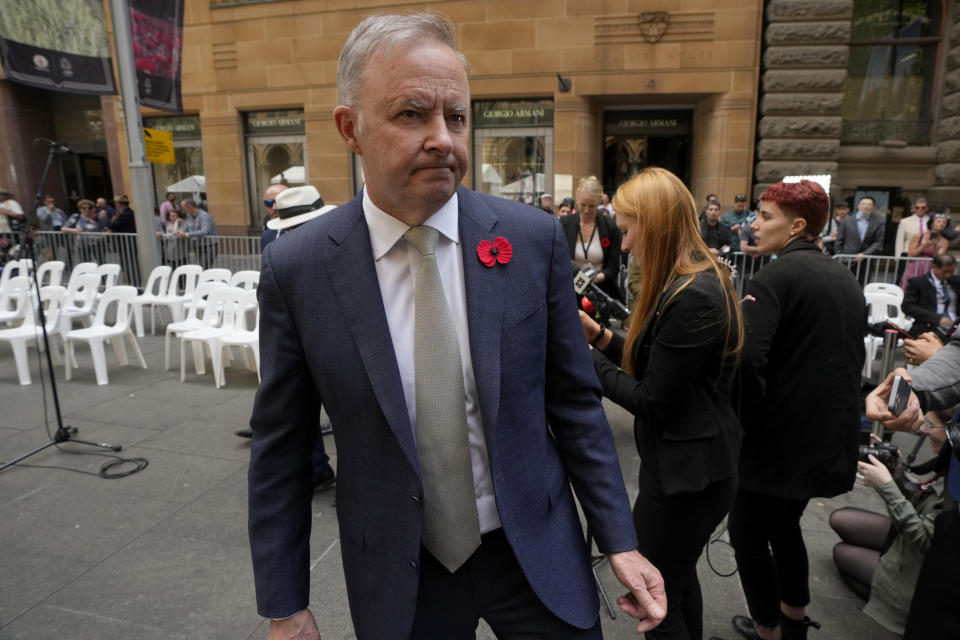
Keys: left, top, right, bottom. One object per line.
{"left": 130, "top": 0, "right": 184, "bottom": 113}
{"left": 0, "top": 0, "right": 116, "bottom": 94}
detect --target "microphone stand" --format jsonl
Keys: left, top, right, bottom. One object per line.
{"left": 0, "top": 140, "right": 120, "bottom": 473}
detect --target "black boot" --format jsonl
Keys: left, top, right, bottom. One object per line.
{"left": 781, "top": 616, "right": 820, "bottom": 640}
{"left": 731, "top": 615, "right": 761, "bottom": 640}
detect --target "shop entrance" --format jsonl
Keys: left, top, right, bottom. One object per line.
{"left": 59, "top": 153, "right": 113, "bottom": 210}
{"left": 602, "top": 109, "right": 692, "bottom": 195}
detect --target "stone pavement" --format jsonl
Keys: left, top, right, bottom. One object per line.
{"left": 0, "top": 331, "right": 910, "bottom": 639}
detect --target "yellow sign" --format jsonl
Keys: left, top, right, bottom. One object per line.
{"left": 143, "top": 128, "right": 175, "bottom": 164}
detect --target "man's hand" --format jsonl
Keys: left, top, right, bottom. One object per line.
{"left": 904, "top": 332, "right": 943, "bottom": 365}
{"left": 268, "top": 609, "right": 320, "bottom": 640}
{"left": 176, "top": 231, "right": 188, "bottom": 239}
{"left": 854, "top": 252, "right": 864, "bottom": 262}
{"left": 939, "top": 316, "right": 953, "bottom": 330}
{"left": 858, "top": 454, "right": 893, "bottom": 488}
{"left": 607, "top": 550, "right": 667, "bottom": 633}
{"left": 865, "top": 368, "right": 924, "bottom": 432}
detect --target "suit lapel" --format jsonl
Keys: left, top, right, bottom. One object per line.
{"left": 323, "top": 198, "right": 419, "bottom": 476}
{"left": 458, "top": 188, "right": 506, "bottom": 445}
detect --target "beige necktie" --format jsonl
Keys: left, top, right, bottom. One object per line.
{"left": 404, "top": 225, "right": 481, "bottom": 572}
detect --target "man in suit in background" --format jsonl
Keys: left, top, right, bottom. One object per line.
{"left": 836, "top": 196, "right": 885, "bottom": 259}
{"left": 902, "top": 253, "right": 960, "bottom": 338}
{"left": 247, "top": 12, "right": 665, "bottom": 640}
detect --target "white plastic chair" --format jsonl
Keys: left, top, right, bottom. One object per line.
{"left": 64, "top": 285, "right": 146, "bottom": 385}
{"left": 0, "top": 285, "right": 66, "bottom": 385}
{"left": 0, "top": 276, "right": 31, "bottom": 325}
{"left": 164, "top": 281, "right": 223, "bottom": 370}
{"left": 228, "top": 270, "right": 259, "bottom": 291}
{"left": 36, "top": 261, "right": 65, "bottom": 287}
{"left": 216, "top": 288, "right": 260, "bottom": 388}
{"left": 179, "top": 286, "right": 243, "bottom": 384}
{"left": 132, "top": 265, "right": 173, "bottom": 337}
{"left": 96, "top": 263, "right": 121, "bottom": 291}
{"left": 151, "top": 264, "right": 203, "bottom": 325}
{"left": 184, "top": 268, "right": 232, "bottom": 317}
{"left": 59, "top": 272, "right": 102, "bottom": 336}
{"left": 0, "top": 260, "right": 28, "bottom": 311}
{"left": 864, "top": 290, "right": 911, "bottom": 378}
{"left": 863, "top": 282, "right": 904, "bottom": 306}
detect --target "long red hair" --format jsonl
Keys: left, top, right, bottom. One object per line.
{"left": 614, "top": 167, "right": 743, "bottom": 376}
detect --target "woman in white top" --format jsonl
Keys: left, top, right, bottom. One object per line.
{"left": 560, "top": 176, "right": 623, "bottom": 300}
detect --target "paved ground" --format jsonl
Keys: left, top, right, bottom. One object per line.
{"left": 0, "top": 331, "right": 914, "bottom": 639}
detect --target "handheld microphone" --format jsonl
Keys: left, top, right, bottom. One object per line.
{"left": 36, "top": 138, "right": 71, "bottom": 154}
{"left": 572, "top": 263, "right": 630, "bottom": 321}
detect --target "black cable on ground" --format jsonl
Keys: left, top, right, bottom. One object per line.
{"left": 706, "top": 517, "right": 739, "bottom": 578}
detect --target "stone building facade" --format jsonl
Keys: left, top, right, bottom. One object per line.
{"left": 0, "top": 0, "right": 955, "bottom": 237}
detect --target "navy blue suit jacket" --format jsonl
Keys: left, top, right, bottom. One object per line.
{"left": 248, "top": 187, "right": 638, "bottom": 639}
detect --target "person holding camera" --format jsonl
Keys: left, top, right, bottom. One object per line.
{"left": 728, "top": 181, "right": 866, "bottom": 640}
{"left": 900, "top": 213, "right": 950, "bottom": 289}
{"left": 580, "top": 167, "right": 743, "bottom": 640}
{"left": 866, "top": 338, "right": 960, "bottom": 638}
{"left": 830, "top": 429, "right": 946, "bottom": 635}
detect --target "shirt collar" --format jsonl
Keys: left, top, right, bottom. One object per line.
{"left": 857, "top": 211, "right": 869, "bottom": 220}
{"left": 362, "top": 188, "right": 459, "bottom": 260}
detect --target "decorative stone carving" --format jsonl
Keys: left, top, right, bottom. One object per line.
{"left": 765, "top": 22, "right": 851, "bottom": 45}
{"left": 759, "top": 116, "right": 843, "bottom": 138}
{"left": 761, "top": 93, "right": 844, "bottom": 115}
{"left": 757, "top": 139, "right": 840, "bottom": 160}
{"left": 764, "top": 46, "right": 848, "bottom": 68}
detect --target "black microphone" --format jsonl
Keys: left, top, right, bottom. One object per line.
{"left": 36, "top": 138, "right": 71, "bottom": 154}
{"left": 573, "top": 264, "right": 630, "bottom": 321}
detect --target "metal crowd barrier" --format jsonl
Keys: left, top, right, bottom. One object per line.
{"left": 15, "top": 232, "right": 266, "bottom": 291}
{"left": 831, "top": 253, "right": 934, "bottom": 286}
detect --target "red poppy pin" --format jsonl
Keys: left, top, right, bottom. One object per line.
{"left": 600, "top": 237, "right": 611, "bottom": 248}
{"left": 477, "top": 236, "right": 513, "bottom": 267}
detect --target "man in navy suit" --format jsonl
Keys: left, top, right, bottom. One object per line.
{"left": 247, "top": 12, "right": 665, "bottom": 640}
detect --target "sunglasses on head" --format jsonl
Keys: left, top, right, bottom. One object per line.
{"left": 264, "top": 199, "right": 275, "bottom": 208}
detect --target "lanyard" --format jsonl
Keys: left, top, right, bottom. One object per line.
{"left": 579, "top": 221, "right": 597, "bottom": 262}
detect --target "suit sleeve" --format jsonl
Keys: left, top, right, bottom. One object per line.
{"left": 738, "top": 276, "right": 782, "bottom": 430}
{"left": 543, "top": 219, "right": 638, "bottom": 554}
{"left": 863, "top": 221, "right": 885, "bottom": 255}
{"left": 902, "top": 280, "right": 942, "bottom": 327}
{"left": 248, "top": 245, "right": 321, "bottom": 619}
{"left": 836, "top": 218, "right": 847, "bottom": 252}
{"left": 895, "top": 220, "right": 908, "bottom": 257}
{"left": 591, "top": 287, "right": 727, "bottom": 429}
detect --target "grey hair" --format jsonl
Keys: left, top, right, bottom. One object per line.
{"left": 181, "top": 198, "right": 197, "bottom": 208}
{"left": 337, "top": 12, "right": 469, "bottom": 114}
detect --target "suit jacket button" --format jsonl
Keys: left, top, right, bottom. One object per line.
{"left": 409, "top": 560, "right": 418, "bottom": 571}
{"left": 411, "top": 494, "right": 422, "bottom": 503}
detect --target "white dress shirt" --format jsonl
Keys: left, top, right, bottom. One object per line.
{"left": 363, "top": 189, "right": 502, "bottom": 533}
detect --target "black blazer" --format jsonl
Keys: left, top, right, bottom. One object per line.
{"left": 902, "top": 273, "right": 960, "bottom": 333}
{"left": 592, "top": 271, "right": 741, "bottom": 496}
{"left": 561, "top": 213, "right": 621, "bottom": 299}
{"left": 738, "top": 240, "right": 866, "bottom": 500}
{"left": 836, "top": 213, "right": 885, "bottom": 255}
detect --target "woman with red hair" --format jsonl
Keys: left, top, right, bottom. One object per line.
{"left": 727, "top": 180, "right": 866, "bottom": 640}
{"left": 580, "top": 167, "right": 743, "bottom": 639}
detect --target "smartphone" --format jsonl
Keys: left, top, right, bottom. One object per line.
{"left": 888, "top": 374, "right": 911, "bottom": 416}
{"left": 884, "top": 321, "right": 913, "bottom": 339}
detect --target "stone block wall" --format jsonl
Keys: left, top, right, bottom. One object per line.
{"left": 934, "top": 6, "right": 960, "bottom": 204}
{"left": 754, "top": 0, "right": 852, "bottom": 199}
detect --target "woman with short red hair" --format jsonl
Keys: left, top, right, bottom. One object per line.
{"left": 727, "top": 180, "right": 867, "bottom": 640}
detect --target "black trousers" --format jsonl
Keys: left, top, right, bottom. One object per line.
{"left": 634, "top": 476, "right": 738, "bottom": 640}
{"left": 728, "top": 488, "right": 810, "bottom": 627}
{"left": 411, "top": 528, "right": 601, "bottom": 640}
{"left": 904, "top": 507, "right": 960, "bottom": 639}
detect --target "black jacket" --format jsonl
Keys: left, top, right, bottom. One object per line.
{"left": 593, "top": 271, "right": 741, "bottom": 496}
{"left": 738, "top": 240, "right": 866, "bottom": 499}
{"left": 107, "top": 206, "right": 137, "bottom": 233}
{"left": 561, "top": 213, "right": 621, "bottom": 299}
{"left": 836, "top": 213, "right": 885, "bottom": 255}
{"left": 902, "top": 273, "right": 960, "bottom": 334}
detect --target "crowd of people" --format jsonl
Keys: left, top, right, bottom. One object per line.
{"left": 239, "top": 11, "right": 960, "bottom": 640}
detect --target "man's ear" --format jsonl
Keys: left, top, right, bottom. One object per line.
{"left": 334, "top": 106, "right": 362, "bottom": 155}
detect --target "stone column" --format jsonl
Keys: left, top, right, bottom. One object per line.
{"left": 754, "top": 0, "right": 852, "bottom": 200}
{"left": 933, "top": 3, "right": 960, "bottom": 209}
{"left": 553, "top": 94, "right": 601, "bottom": 191}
